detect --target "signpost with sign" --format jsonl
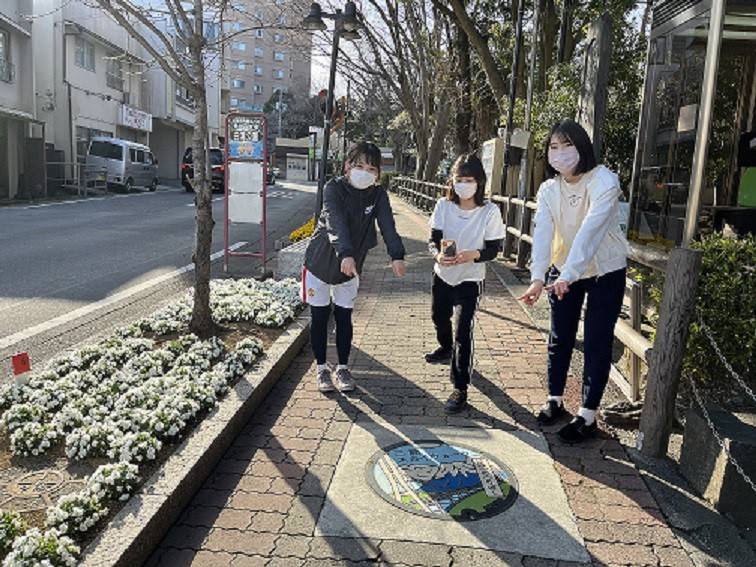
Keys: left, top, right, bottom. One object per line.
{"left": 224, "top": 113, "right": 268, "bottom": 272}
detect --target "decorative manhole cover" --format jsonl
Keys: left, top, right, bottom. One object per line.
{"left": 366, "top": 441, "right": 518, "bottom": 521}
{"left": 1, "top": 470, "right": 84, "bottom": 513}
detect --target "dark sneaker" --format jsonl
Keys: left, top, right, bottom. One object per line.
{"left": 557, "top": 416, "right": 597, "bottom": 442}
{"left": 425, "top": 347, "right": 452, "bottom": 363}
{"left": 335, "top": 368, "right": 355, "bottom": 392}
{"left": 317, "top": 368, "right": 335, "bottom": 393}
{"left": 444, "top": 388, "right": 468, "bottom": 414}
{"left": 537, "top": 400, "right": 566, "bottom": 426}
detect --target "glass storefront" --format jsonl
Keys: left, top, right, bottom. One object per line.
{"left": 629, "top": 1, "right": 756, "bottom": 249}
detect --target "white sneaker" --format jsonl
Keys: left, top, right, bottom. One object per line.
{"left": 335, "top": 368, "right": 355, "bottom": 392}
{"left": 317, "top": 368, "right": 335, "bottom": 392}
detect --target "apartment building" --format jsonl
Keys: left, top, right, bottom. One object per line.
{"left": 225, "top": 0, "right": 311, "bottom": 116}
{"left": 0, "top": 0, "right": 40, "bottom": 199}
{"left": 32, "top": 1, "right": 222, "bottom": 186}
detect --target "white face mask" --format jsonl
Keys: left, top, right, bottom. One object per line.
{"left": 349, "top": 168, "right": 377, "bottom": 190}
{"left": 548, "top": 147, "right": 580, "bottom": 175}
{"left": 453, "top": 181, "right": 478, "bottom": 200}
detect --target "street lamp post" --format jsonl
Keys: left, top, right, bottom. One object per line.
{"left": 301, "top": 1, "right": 361, "bottom": 216}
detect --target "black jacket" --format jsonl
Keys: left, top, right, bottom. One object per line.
{"left": 304, "top": 176, "right": 405, "bottom": 284}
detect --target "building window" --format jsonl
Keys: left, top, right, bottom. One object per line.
{"left": 253, "top": 85, "right": 262, "bottom": 94}
{"left": 237, "top": 98, "right": 247, "bottom": 108}
{"left": 255, "top": 47, "right": 263, "bottom": 57}
{"left": 204, "top": 22, "right": 219, "bottom": 40}
{"left": 232, "top": 22, "right": 246, "bottom": 32}
{"left": 75, "top": 37, "right": 95, "bottom": 71}
{"left": 233, "top": 3, "right": 246, "bottom": 13}
{"left": 276, "top": 15, "right": 286, "bottom": 25}
{"left": 275, "top": 0, "right": 286, "bottom": 4}
{"left": 274, "top": 32, "right": 283, "bottom": 43}
{"left": 254, "top": 66, "right": 263, "bottom": 75}
{"left": 273, "top": 68, "right": 285, "bottom": 79}
{"left": 106, "top": 54, "right": 123, "bottom": 90}
{"left": 254, "top": 10, "right": 263, "bottom": 19}
{"left": 176, "top": 84, "right": 193, "bottom": 107}
{"left": 230, "top": 97, "right": 238, "bottom": 107}
{"left": 232, "top": 79, "right": 245, "bottom": 88}
{"left": 233, "top": 41, "right": 246, "bottom": 51}
{"left": 0, "top": 29, "right": 12, "bottom": 83}
{"left": 236, "top": 60, "right": 246, "bottom": 70}
{"left": 255, "top": 29, "right": 263, "bottom": 38}
{"left": 274, "top": 51, "right": 285, "bottom": 62}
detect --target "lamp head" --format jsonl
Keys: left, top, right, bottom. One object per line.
{"left": 342, "top": 1, "right": 360, "bottom": 32}
{"left": 302, "top": 2, "right": 327, "bottom": 31}
{"left": 341, "top": 29, "right": 361, "bottom": 41}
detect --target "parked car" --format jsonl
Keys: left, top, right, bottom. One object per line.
{"left": 86, "top": 137, "right": 159, "bottom": 192}
{"left": 182, "top": 147, "right": 276, "bottom": 192}
{"left": 182, "top": 147, "right": 225, "bottom": 193}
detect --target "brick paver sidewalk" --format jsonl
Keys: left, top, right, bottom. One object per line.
{"left": 146, "top": 197, "right": 692, "bottom": 566}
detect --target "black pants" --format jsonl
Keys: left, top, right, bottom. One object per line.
{"left": 431, "top": 273, "right": 482, "bottom": 390}
{"left": 310, "top": 304, "right": 353, "bottom": 366}
{"left": 547, "top": 267, "right": 626, "bottom": 410}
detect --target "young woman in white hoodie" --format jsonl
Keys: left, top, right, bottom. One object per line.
{"left": 520, "top": 120, "right": 630, "bottom": 442}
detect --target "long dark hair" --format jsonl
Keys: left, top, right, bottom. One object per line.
{"left": 446, "top": 153, "right": 486, "bottom": 206}
{"left": 544, "top": 120, "right": 597, "bottom": 178}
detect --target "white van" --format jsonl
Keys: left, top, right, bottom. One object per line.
{"left": 86, "top": 137, "right": 159, "bottom": 192}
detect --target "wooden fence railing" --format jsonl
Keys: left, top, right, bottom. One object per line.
{"left": 390, "top": 175, "right": 652, "bottom": 402}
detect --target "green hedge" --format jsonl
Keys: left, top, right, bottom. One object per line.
{"left": 684, "top": 234, "right": 756, "bottom": 404}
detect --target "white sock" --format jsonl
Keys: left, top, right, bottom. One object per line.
{"left": 317, "top": 363, "right": 328, "bottom": 373}
{"left": 337, "top": 364, "right": 348, "bottom": 371}
{"left": 547, "top": 395, "right": 563, "bottom": 406}
{"left": 577, "top": 407, "right": 596, "bottom": 425}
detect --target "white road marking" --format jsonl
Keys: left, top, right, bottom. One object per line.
{"left": 185, "top": 196, "right": 224, "bottom": 207}
{"left": 4, "top": 191, "right": 161, "bottom": 211}
{"left": 0, "top": 242, "right": 247, "bottom": 351}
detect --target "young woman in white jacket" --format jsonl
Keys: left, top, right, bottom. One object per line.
{"left": 520, "top": 120, "right": 630, "bottom": 442}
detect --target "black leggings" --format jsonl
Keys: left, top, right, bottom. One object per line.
{"left": 431, "top": 274, "right": 482, "bottom": 390}
{"left": 310, "top": 304, "right": 353, "bottom": 366}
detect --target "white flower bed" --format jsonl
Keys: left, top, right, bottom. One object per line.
{"left": 2, "top": 528, "right": 79, "bottom": 567}
{"left": 0, "top": 278, "right": 302, "bottom": 563}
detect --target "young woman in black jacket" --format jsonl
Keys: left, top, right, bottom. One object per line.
{"left": 303, "top": 141, "right": 406, "bottom": 393}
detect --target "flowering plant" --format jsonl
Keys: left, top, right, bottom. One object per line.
{"left": 45, "top": 492, "right": 108, "bottom": 534}
{"left": 117, "top": 432, "right": 161, "bottom": 463}
{"left": 0, "top": 510, "right": 27, "bottom": 552}
{"left": 2, "top": 528, "right": 79, "bottom": 566}
{"left": 86, "top": 463, "right": 140, "bottom": 502}
{"left": 3, "top": 403, "right": 48, "bottom": 433}
{"left": 10, "top": 423, "right": 60, "bottom": 457}
{"left": 64, "top": 424, "right": 121, "bottom": 460}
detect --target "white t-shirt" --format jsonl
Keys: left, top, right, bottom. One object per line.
{"left": 429, "top": 199, "right": 506, "bottom": 286}
{"left": 557, "top": 175, "right": 598, "bottom": 278}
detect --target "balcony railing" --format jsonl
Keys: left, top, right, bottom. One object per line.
{"left": 0, "top": 60, "right": 15, "bottom": 83}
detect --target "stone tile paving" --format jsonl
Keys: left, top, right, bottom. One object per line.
{"left": 146, "top": 197, "right": 693, "bottom": 566}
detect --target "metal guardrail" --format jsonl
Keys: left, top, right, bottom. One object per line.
{"left": 391, "top": 175, "right": 652, "bottom": 403}
{"left": 47, "top": 162, "right": 108, "bottom": 197}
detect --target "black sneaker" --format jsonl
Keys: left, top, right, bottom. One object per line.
{"left": 557, "top": 416, "right": 597, "bottom": 442}
{"left": 537, "top": 400, "right": 566, "bottom": 426}
{"left": 425, "top": 347, "right": 452, "bottom": 363}
{"left": 444, "top": 388, "right": 468, "bottom": 414}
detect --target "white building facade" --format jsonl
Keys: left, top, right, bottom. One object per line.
{"left": 0, "top": 0, "right": 41, "bottom": 199}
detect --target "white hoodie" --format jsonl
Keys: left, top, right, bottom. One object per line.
{"left": 530, "top": 165, "right": 630, "bottom": 284}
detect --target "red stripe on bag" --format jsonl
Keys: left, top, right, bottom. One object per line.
{"left": 301, "top": 267, "right": 307, "bottom": 303}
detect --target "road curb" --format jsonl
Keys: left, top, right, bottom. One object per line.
{"left": 78, "top": 310, "right": 311, "bottom": 567}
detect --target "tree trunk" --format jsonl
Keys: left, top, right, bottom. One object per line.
{"left": 188, "top": 9, "right": 216, "bottom": 336}
{"left": 540, "top": 0, "right": 559, "bottom": 90}
{"left": 424, "top": 99, "right": 451, "bottom": 181}
{"left": 455, "top": 24, "right": 472, "bottom": 155}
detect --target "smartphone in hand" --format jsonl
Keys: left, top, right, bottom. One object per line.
{"left": 441, "top": 239, "right": 457, "bottom": 257}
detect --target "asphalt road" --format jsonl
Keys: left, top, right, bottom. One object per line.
{"left": 0, "top": 181, "right": 316, "bottom": 375}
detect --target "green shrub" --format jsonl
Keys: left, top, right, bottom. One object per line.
{"left": 380, "top": 170, "right": 399, "bottom": 189}
{"left": 684, "top": 234, "right": 756, "bottom": 404}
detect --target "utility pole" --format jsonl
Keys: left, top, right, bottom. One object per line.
{"left": 342, "top": 79, "right": 350, "bottom": 172}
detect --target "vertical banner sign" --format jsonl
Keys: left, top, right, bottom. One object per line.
{"left": 224, "top": 113, "right": 268, "bottom": 272}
